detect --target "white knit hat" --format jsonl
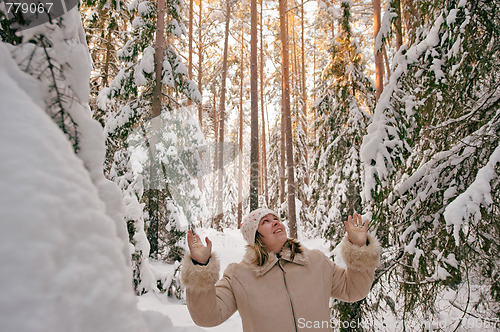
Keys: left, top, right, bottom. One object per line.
{"left": 240, "top": 208, "right": 280, "bottom": 245}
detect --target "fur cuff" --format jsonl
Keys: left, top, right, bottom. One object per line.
{"left": 180, "top": 254, "right": 220, "bottom": 290}
{"left": 340, "top": 233, "right": 381, "bottom": 272}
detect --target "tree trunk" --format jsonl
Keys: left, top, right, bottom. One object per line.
{"left": 238, "top": 26, "right": 244, "bottom": 228}
{"left": 102, "top": 28, "right": 113, "bottom": 86}
{"left": 392, "top": 0, "right": 403, "bottom": 50}
{"left": 196, "top": 0, "right": 204, "bottom": 193}
{"left": 382, "top": 43, "right": 391, "bottom": 80}
{"left": 259, "top": 0, "right": 269, "bottom": 207}
{"left": 212, "top": 84, "right": 218, "bottom": 223}
{"left": 249, "top": 0, "right": 259, "bottom": 211}
{"left": 280, "top": 108, "right": 286, "bottom": 205}
{"left": 301, "top": 1, "right": 309, "bottom": 190}
{"left": 292, "top": 20, "right": 298, "bottom": 113}
{"left": 152, "top": 0, "right": 165, "bottom": 118}
{"left": 197, "top": 0, "right": 203, "bottom": 127}
{"left": 148, "top": 0, "right": 166, "bottom": 258}
{"left": 279, "top": 0, "right": 297, "bottom": 238}
{"left": 374, "top": 0, "right": 384, "bottom": 101}
{"left": 215, "top": 0, "right": 231, "bottom": 229}
{"left": 187, "top": 0, "right": 194, "bottom": 106}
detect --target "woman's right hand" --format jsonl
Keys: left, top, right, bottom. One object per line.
{"left": 187, "top": 230, "right": 212, "bottom": 264}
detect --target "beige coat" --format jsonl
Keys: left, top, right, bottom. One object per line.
{"left": 180, "top": 234, "right": 381, "bottom": 332}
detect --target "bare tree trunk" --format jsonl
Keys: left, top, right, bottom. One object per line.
{"left": 280, "top": 108, "right": 286, "bottom": 205}
{"left": 382, "top": 43, "right": 391, "bottom": 80}
{"left": 197, "top": 0, "right": 204, "bottom": 193}
{"left": 238, "top": 25, "right": 244, "bottom": 228}
{"left": 197, "top": 0, "right": 203, "bottom": 126}
{"left": 152, "top": 0, "right": 165, "bottom": 118}
{"left": 212, "top": 84, "right": 218, "bottom": 224}
{"left": 374, "top": 0, "right": 384, "bottom": 101}
{"left": 259, "top": 0, "right": 269, "bottom": 207}
{"left": 102, "top": 28, "right": 113, "bottom": 86}
{"left": 148, "top": 0, "right": 166, "bottom": 258}
{"left": 301, "top": 1, "right": 309, "bottom": 190}
{"left": 250, "top": 0, "right": 259, "bottom": 211}
{"left": 402, "top": 0, "right": 419, "bottom": 43}
{"left": 215, "top": 0, "right": 231, "bottom": 229}
{"left": 279, "top": 0, "right": 297, "bottom": 238}
{"left": 312, "top": 26, "right": 317, "bottom": 142}
{"left": 187, "top": 0, "right": 194, "bottom": 107}
{"left": 393, "top": 0, "right": 403, "bottom": 50}
{"left": 292, "top": 21, "right": 298, "bottom": 115}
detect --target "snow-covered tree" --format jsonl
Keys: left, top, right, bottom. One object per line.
{"left": 310, "top": 2, "right": 376, "bottom": 329}
{"left": 361, "top": 0, "right": 499, "bottom": 327}
{"left": 311, "top": 0, "right": 375, "bottom": 243}
{"left": 96, "top": 0, "right": 206, "bottom": 295}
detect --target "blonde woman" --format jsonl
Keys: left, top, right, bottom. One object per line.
{"left": 181, "top": 208, "right": 381, "bottom": 332}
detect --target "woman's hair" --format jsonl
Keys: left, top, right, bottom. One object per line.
{"left": 251, "top": 232, "right": 303, "bottom": 266}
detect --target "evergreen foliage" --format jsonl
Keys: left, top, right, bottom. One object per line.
{"left": 361, "top": 0, "right": 499, "bottom": 326}
{"left": 311, "top": 0, "right": 375, "bottom": 243}
{"left": 310, "top": 2, "right": 376, "bottom": 330}
{"left": 92, "top": 0, "right": 206, "bottom": 295}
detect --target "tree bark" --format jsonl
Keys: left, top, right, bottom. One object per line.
{"left": 196, "top": 0, "right": 204, "bottom": 193}
{"left": 301, "top": 1, "right": 309, "bottom": 191}
{"left": 374, "top": 0, "right": 384, "bottom": 101}
{"left": 238, "top": 25, "right": 244, "bottom": 228}
{"left": 215, "top": 0, "right": 231, "bottom": 229}
{"left": 392, "top": 0, "right": 403, "bottom": 50}
{"left": 259, "top": 0, "right": 269, "bottom": 207}
{"left": 279, "top": 0, "right": 297, "bottom": 238}
{"left": 148, "top": 0, "right": 165, "bottom": 257}
{"left": 102, "top": 28, "right": 113, "bottom": 86}
{"left": 280, "top": 107, "right": 286, "bottom": 205}
{"left": 187, "top": 0, "right": 194, "bottom": 107}
{"left": 152, "top": 0, "right": 165, "bottom": 118}
{"left": 250, "top": 0, "right": 259, "bottom": 211}
{"left": 197, "top": 0, "right": 203, "bottom": 127}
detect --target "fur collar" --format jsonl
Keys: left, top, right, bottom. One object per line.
{"left": 242, "top": 239, "right": 309, "bottom": 277}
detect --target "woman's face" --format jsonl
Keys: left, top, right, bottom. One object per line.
{"left": 257, "top": 213, "right": 287, "bottom": 253}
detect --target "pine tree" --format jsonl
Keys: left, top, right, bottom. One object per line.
{"left": 311, "top": 0, "right": 375, "bottom": 243}
{"left": 97, "top": 0, "right": 205, "bottom": 295}
{"left": 310, "top": 1, "right": 375, "bottom": 330}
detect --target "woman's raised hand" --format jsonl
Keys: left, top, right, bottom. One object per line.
{"left": 344, "top": 213, "right": 369, "bottom": 247}
{"left": 187, "top": 230, "right": 212, "bottom": 264}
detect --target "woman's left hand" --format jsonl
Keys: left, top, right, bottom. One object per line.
{"left": 344, "top": 213, "right": 369, "bottom": 247}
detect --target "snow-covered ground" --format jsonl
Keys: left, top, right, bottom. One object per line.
{"left": 138, "top": 228, "right": 246, "bottom": 331}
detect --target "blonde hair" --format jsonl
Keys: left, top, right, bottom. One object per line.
{"left": 251, "top": 233, "right": 303, "bottom": 266}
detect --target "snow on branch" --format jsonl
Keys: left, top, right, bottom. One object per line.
{"left": 444, "top": 142, "right": 500, "bottom": 246}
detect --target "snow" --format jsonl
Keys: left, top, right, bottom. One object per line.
{"left": 132, "top": 16, "right": 145, "bottom": 29}
{"left": 137, "top": 229, "right": 245, "bottom": 331}
{"left": 444, "top": 144, "right": 500, "bottom": 245}
{"left": 162, "top": 57, "right": 174, "bottom": 87}
{"left": 2, "top": 1, "right": 495, "bottom": 330}
{"left": 140, "top": 46, "right": 156, "bottom": 74}
{"left": 134, "top": 46, "right": 155, "bottom": 86}
{"left": 169, "top": 19, "right": 186, "bottom": 38}
{"left": 0, "top": 9, "right": 207, "bottom": 332}
{"left": 138, "top": 0, "right": 153, "bottom": 15}
{"left": 376, "top": 3, "right": 398, "bottom": 52}
{"left": 0, "top": 40, "right": 148, "bottom": 332}
{"left": 447, "top": 9, "right": 460, "bottom": 25}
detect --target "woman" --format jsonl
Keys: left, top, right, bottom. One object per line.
{"left": 180, "top": 208, "right": 381, "bottom": 332}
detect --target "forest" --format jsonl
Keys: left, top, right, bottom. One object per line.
{"left": 0, "top": 0, "right": 498, "bottom": 331}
